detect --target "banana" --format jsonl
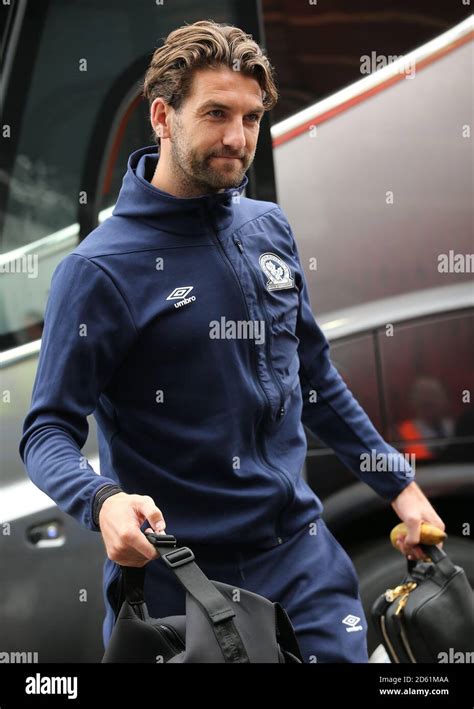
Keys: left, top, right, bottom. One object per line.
{"left": 390, "top": 522, "right": 446, "bottom": 549}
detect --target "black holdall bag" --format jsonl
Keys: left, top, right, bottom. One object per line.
{"left": 102, "top": 532, "right": 304, "bottom": 663}
{"left": 371, "top": 543, "right": 474, "bottom": 663}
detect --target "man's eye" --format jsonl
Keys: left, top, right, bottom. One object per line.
{"left": 206, "top": 110, "right": 260, "bottom": 122}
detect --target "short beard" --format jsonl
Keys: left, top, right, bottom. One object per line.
{"left": 169, "top": 113, "right": 253, "bottom": 195}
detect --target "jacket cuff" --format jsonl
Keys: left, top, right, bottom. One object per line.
{"left": 92, "top": 484, "right": 123, "bottom": 530}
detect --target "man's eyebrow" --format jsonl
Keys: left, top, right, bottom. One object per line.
{"left": 198, "top": 100, "right": 265, "bottom": 115}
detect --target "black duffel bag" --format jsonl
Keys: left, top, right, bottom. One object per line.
{"left": 103, "top": 532, "right": 304, "bottom": 663}
{"left": 371, "top": 543, "right": 474, "bottom": 663}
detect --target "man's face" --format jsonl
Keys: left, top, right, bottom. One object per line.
{"left": 167, "top": 65, "right": 264, "bottom": 192}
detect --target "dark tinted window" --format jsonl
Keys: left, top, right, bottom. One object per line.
{"left": 379, "top": 311, "right": 474, "bottom": 463}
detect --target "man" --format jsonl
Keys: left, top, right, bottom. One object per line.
{"left": 20, "top": 20, "right": 444, "bottom": 662}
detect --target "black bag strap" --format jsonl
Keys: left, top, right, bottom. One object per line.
{"left": 118, "top": 534, "right": 176, "bottom": 605}
{"left": 119, "top": 533, "right": 250, "bottom": 663}
{"left": 274, "top": 602, "right": 304, "bottom": 662}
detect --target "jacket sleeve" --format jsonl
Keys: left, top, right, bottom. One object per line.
{"left": 281, "top": 211, "right": 414, "bottom": 501}
{"left": 19, "top": 253, "right": 138, "bottom": 530}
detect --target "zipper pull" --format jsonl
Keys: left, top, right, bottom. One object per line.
{"left": 234, "top": 238, "right": 244, "bottom": 254}
{"left": 395, "top": 593, "right": 410, "bottom": 616}
{"left": 384, "top": 581, "right": 417, "bottom": 603}
{"left": 384, "top": 585, "right": 405, "bottom": 603}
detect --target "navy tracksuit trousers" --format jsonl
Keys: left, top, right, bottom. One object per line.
{"left": 103, "top": 517, "right": 368, "bottom": 663}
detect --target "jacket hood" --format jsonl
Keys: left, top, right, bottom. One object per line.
{"left": 112, "top": 145, "right": 249, "bottom": 235}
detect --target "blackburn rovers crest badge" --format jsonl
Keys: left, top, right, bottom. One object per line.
{"left": 259, "top": 252, "right": 294, "bottom": 291}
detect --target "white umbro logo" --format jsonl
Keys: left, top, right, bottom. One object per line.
{"left": 342, "top": 614, "right": 363, "bottom": 632}
{"left": 166, "top": 286, "right": 196, "bottom": 309}
{"left": 166, "top": 286, "right": 194, "bottom": 300}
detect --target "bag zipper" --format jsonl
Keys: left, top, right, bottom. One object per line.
{"left": 158, "top": 623, "right": 185, "bottom": 654}
{"left": 381, "top": 581, "right": 418, "bottom": 663}
{"left": 398, "top": 619, "right": 418, "bottom": 663}
{"left": 394, "top": 588, "right": 418, "bottom": 663}
{"left": 379, "top": 615, "right": 401, "bottom": 663}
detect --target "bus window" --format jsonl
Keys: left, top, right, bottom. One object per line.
{"left": 0, "top": 0, "right": 268, "bottom": 351}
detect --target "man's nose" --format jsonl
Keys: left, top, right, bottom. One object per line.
{"left": 221, "top": 119, "right": 246, "bottom": 153}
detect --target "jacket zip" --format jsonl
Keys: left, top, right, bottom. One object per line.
{"left": 232, "top": 236, "right": 297, "bottom": 533}
{"left": 233, "top": 237, "right": 286, "bottom": 421}
{"left": 207, "top": 227, "right": 295, "bottom": 535}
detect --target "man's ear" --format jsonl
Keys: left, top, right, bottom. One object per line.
{"left": 150, "top": 97, "right": 172, "bottom": 140}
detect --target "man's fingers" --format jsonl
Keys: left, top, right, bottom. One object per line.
{"left": 396, "top": 536, "right": 425, "bottom": 560}
{"left": 134, "top": 496, "right": 166, "bottom": 532}
{"left": 123, "top": 526, "right": 159, "bottom": 560}
{"left": 431, "top": 515, "right": 445, "bottom": 532}
{"left": 410, "top": 544, "right": 426, "bottom": 560}
{"left": 99, "top": 492, "right": 167, "bottom": 566}
{"left": 404, "top": 518, "right": 421, "bottom": 546}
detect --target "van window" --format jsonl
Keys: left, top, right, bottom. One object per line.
{"left": 379, "top": 311, "right": 474, "bottom": 463}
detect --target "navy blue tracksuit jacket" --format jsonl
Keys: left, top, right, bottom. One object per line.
{"left": 19, "top": 145, "right": 413, "bottom": 660}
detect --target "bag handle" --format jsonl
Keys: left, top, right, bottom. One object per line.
{"left": 407, "top": 543, "right": 456, "bottom": 577}
{"left": 119, "top": 532, "right": 251, "bottom": 663}
{"left": 389, "top": 522, "right": 453, "bottom": 576}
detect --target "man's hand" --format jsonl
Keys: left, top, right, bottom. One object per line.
{"left": 99, "top": 492, "right": 166, "bottom": 567}
{"left": 391, "top": 481, "right": 445, "bottom": 561}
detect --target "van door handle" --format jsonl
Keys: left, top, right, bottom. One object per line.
{"left": 27, "top": 520, "right": 65, "bottom": 548}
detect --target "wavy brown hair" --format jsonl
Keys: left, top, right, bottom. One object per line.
{"left": 142, "top": 20, "right": 278, "bottom": 138}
